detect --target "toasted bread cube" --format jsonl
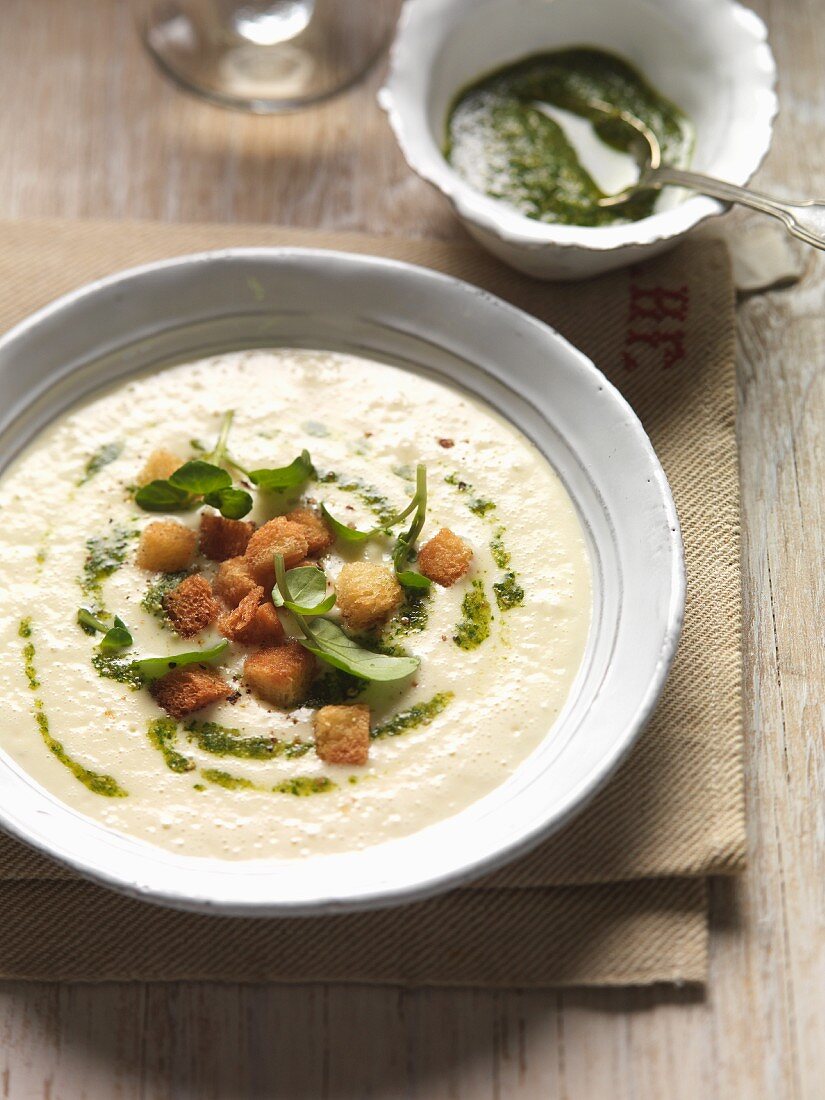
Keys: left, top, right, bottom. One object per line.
{"left": 244, "top": 517, "right": 309, "bottom": 588}
{"left": 243, "top": 641, "right": 315, "bottom": 708}
{"left": 214, "top": 556, "right": 258, "bottom": 608}
{"left": 285, "top": 507, "right": 333, "bottom": 557}
{"left": 335, "top": 562, "right": 403, "bottom": 631}
{"left": 314, "top": 704, "right": 370, "bottom": 766}
{"left": 199, "top": 512, "right": 255, "bottom": 562}
{"left": 417, "top": 528, "right": 473, "bottom": 587}
{"left": 163, "top": 573, "right": 220, "bottom": 638}
{"left": 219, "top": 586, "right": 285, "bottom": 646}
{"left": 150, "top": 666, "right": 231, "bottom": 719}
{"left": 136, "top": 520, "right": 197, "bottom": 573}
{"left": 137, "top": 448, "right": 183, "bottom": 487}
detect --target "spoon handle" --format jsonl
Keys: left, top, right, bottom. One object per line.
{"left": 644, "top": 166, "right": 825, "bottom": 250}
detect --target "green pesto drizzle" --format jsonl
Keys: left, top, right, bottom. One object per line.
{"left": 185, "top": 720, "right": 312, "bottom": 760}
{"left": 147, "top": 717, "right": 195, "bottom": 773}
{"left": 316, "top": 469, "right": 398, "bottom": 526}
{"left": 304, "top": 669, "right": 367, "bottom": 708}
{"left": 489, "top": 527, "right": 511, "bottom": 569}
{"left": 386, "top": 589, "right": 431, "bottom": 643}
{"left": 201, "top": 768, "right": 336, "bottom": 796}
{"left": 453, "top": 580, "right": 492, "bottom": 650}
{"left": 20, "top": 620, "right": 127, "bottom": 797}
{"left": 141, "top": 570, "right": 191, "bottom": 624}
{"left": 80, "top": 525, "right": 137, "bottom": 609}
{"left": 372, "top": 691, "right": 454, "bottom": 740}
{"left": 444, "top": 472, "right": 496, "bottom": 518}
{"left": 273, "top": 776, "right": 336, "bottom": 796}
{"left": 202, "top": 768, "right": 255, "bottom": 791}
{"left": 493, "top": 572, "right": 525, "bottom": 611}
{"left": 92, "top": 652, "right": 142, "bottom": 689}
{"left": 78, "top": 441, "right": 123, "bottom": 486}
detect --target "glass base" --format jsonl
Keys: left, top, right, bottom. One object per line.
{"left": 142, "top": 1, "right": 398, "bottom": 113}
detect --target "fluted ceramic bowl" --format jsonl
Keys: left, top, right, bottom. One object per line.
{"left": 380, "top": 0, "right": 777, "bottom": 279}
{"left": 0, "top": 250, "right": 683, "bottom": 914}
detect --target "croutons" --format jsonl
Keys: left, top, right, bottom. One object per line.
{"left": 244, "top": 517, "right": 309, "bottom": 587}
{"left": 243, "top": 641, "right": 315, "bottom": 708}
{"left": 163, "top": 573, "right": 220, "bottom": 638}
{"left": 136, "top": 520, "right": 197, "bottom": 573}
{"left": 417, "top": 528, "right": 473, "bottom": 587}
{"left": 218, "top": 586, "right": 285, "bottom": 646}
{"left": 314, "top": 704, "right": 371, "bottom": 766}
{"left": 335, "top": 561, "right": 403, "bottom": 631}
{"left": 150, "top": 666, "right": 231, "bottom": 719}
{"left": 214, "top": 556, "right": 258, "bottom": 608}
{"left": 285, "top": 507, "right": 333, "bottom": 557}
{"left": 137, "top": 448, "right": 183, "bottom": 487}
{"left": 199, "top": 512, "right": 255, "bottom": 562}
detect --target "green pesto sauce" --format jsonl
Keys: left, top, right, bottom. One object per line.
{"left": 20, "top": 620, "right": 127, "bottom": 797}
{"left": 78, "top": 441, "right": 123, "bottom": 486}
{"left": 489, "top": 527, "right": 511, "bottom": 569}
{"left": 141, "top": 570, "right": 190, "bottom": 623}
{"left": 453, "top": 580, "right": 492, "bottom": 650}
{"left": 273, "top": 776, "right": 336, "bottom": 796}
{"left": 316, "top": 469, "right": 398, "bottom": 526}
{"left": 305, "top": 668, "right": 367, "bottom": 708}
{"left": 372, "top": 691, "right": 454, "bottom": 740}
{"left": 185, "top": 720, "right": 312, "bottom": 760}
{"left": 446, "top": 48, "right": 692, "bottom": 227}
{"left": 147, "top": 717, "right": 195, "bottom": 774}
{"left": 201, "top": 768, "right": 336, "bottom": 796}
{"left": 92, "top": 652, "right": 142, "bottom": 689}
{"left": 202, "top": 767, "right": 255, "bottom": 791}
{"left": 493, "top": 571, "right": 525, "bottom": 611}
{"left": 80, "top": 525, "right": 137, "bottom": 609}
{"left": 444, "top": 472, "right": 496, "bottom": 519}
{"left": 386, "top": 588, "right": 431, "bottom": 644}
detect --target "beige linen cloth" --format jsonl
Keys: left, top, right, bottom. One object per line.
{"left": 0, "top": 219, "right": 743, "bottom": 986}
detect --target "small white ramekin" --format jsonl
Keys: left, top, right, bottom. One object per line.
{"left": 379, "top": 0, "right": 778, "bottom": 280}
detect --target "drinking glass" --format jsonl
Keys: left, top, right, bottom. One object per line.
{"left": 142, "top": 1, "right": 401, "bottom": 112}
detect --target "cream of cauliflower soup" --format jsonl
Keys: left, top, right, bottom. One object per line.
{"left": 0, "top": 349, "right": 591, "bottom": 859}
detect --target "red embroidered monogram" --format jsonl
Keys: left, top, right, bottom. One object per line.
{"left": 622, "top": 278, "right": 690, "bottom": 372}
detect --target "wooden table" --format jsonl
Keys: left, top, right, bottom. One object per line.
{"left": 0, "top": 2, "right": 822, "bottom": 1096}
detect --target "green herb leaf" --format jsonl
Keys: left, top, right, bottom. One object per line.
{"left": 320, "top": 504, "right": 375, "bottom": 544}
{"left": 395, "top": 569, "right": 432, "bottom": 590}
{"left": 271, "top": 565, "right": 336, "bottom": 616}
{"left": 77, "top": 608, "right": 108, "bottom": 635}
{"left": 203, "top": 486, "right": 254, "bottom": 519}
{"left": 99, "top": 616, "right": 133, "bottom": 654}
{"left": 169, "top": 460, "right": 232, "bottom": 496}
{"left": 273, "top": 555, "right": 417, "bottom": 682}
{"left": 134, "top": 639, "right": 229, "bottom": 682}
{"left": 135, "top": 479, "right": 194, "bottom": 512}
{"left": 249, "top": 450, "right": 314, "bottom": 492}
{"left": 299, "top": 619, "right": 419, "bottom": 682}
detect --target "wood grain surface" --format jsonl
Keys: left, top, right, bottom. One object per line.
{"left": 0, "top": 1, "right": 822, "bottom": 1096}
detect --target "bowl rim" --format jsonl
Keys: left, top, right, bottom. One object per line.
{"left": 0, "top": 248, "right": 685, "bottom": 916}
{"left": 379, "top": 0, "right": 779, "bottom": 253}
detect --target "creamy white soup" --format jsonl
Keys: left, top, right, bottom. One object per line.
{"left": 0, "top": 349, "right": 591, "bottom": 859}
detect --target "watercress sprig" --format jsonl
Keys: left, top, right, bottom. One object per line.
{"left": 76, "top": 608, "right": 134, "bottom": 652}
{"left": 321, "top": 464, "right": 432, "bottom": 593}
{"left": 271, "top": 565, "right": 336, "bottom": 617}
{"left": 134, "top": 639, "right": 229, "bottom": 682}
{"left": 135, "top": 412, "right": 254, "bottom": 519}
{"left": 273, "top": 555, "right": 418, "bottom": 682}
{"left": 248, "top": 449, "right": 315, "bottom": 493}
{"left": 391, "top": 466, "right": 431, "bottom": 589}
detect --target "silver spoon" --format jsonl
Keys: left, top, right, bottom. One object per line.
{"left": 532, "top": 98, "right": 825, "bottom": 249}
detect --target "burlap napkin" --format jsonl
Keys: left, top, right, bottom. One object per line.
{"left": 0, "top": 218, "right": 743, "bottom": 986}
